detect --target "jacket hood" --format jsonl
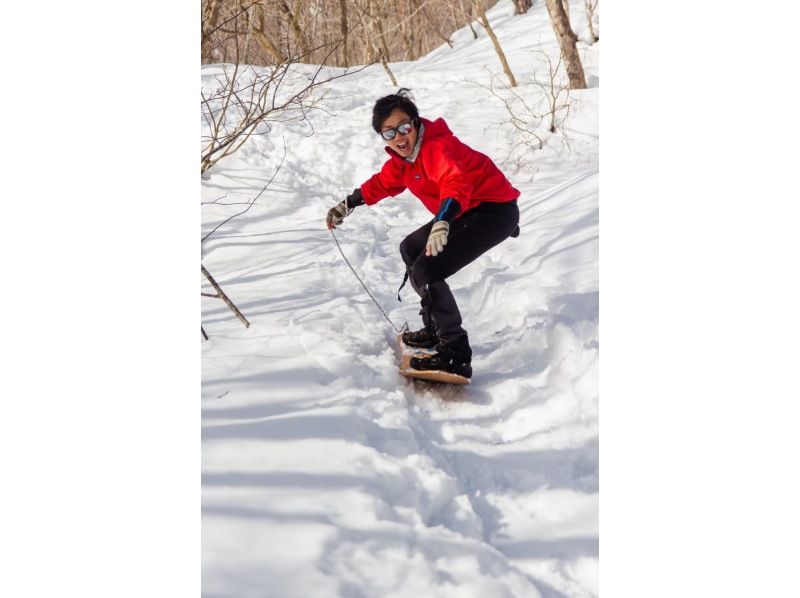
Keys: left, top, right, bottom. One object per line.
{"left": 418, "top": 117, "right": 452, "bottom": 140}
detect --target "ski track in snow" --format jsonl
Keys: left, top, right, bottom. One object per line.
{"left": 202, "top": 2, "right": 598, "bottom": 597}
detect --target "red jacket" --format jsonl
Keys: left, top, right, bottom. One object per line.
{"left": 359, "top": 117, "right": 519, "bottom": 217}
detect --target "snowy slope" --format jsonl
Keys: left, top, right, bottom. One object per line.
{"left": 201, "top": 1, "right": 599, "bottom": 596}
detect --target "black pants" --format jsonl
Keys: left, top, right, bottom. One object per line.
{"left": 399, "top": 200, "right": 520, "bottom": 362}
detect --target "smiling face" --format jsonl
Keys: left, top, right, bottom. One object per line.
{"left": 380, "top": 108, "right": 418, "bottom": 158}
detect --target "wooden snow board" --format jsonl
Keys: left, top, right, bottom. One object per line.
{"left": 397, "top": 334, "right": 471, "bottom": 386}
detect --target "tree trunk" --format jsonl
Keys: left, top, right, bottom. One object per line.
{"left": 360, "top": 0, "right": 398, "bottom": 85}
{"left": 476, "top": 2, "right": 517, "bottom": 87}
{"left": 413, "top": 0, "right": 453, "bottom": 48}
{"left": 513, "top": 0, "right": 533, "bottom": 15}
{"left": 202, "top": 0, "right": 222, "bottom": 38}
{"left": 252, "top": 28, "right": 285, "bottom": 64}
{"left": 380, "top": 53, "right": 398, "bottom": 86}
{"left": 585, "top": 0, "right": 599, "bottom": 43}
{"left": 201, "top": 0, "right": 224, "bottom": 60}
{"left": 545, "top": 0, "right": 587, "bottom": 89}
{"left": 374, "top": 7, "right": 393, "bottom": 64}
{"left": 279, "top": 0, "right": 309, "bottom": 59}
{"left": 373, "top": 17, "right": 398, "bottom": 85}
{"left": 240, "top": 3, "right": 254, "bottom": 63}
{"left": 449, "top": 3, "right": 460, "bottom": 36}
{"left": 460, "top": 0, "right": 478, "bottom": 39}
{"left": 399, "top": 0, "right": 415, "bottom": 59}
{"left": 339, "top": 0, "right": 350, "bottom": 66}
{"left": 252, "top": 5, "right": 285, "bottom": 64}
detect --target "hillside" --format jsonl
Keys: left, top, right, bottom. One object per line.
{"left": 201, "top": 1, "right": 599, "bottom": 596}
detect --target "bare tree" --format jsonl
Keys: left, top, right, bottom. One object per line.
{"left": 352, "top": 0, "right": 398, "bottom": 85}
{"left": 413, "top": 0, "right": 454, "bottom": 49}
{"left": 252, "top": 3, "right": 285, "bottom": 63}
{"left": 200, "top": 1, "right": 368, "bottom": 338}
{"left": 201, "top": 0, "right": 225, "bottom": 60}
{"left": 480, "top": 72, "right": 544, "bottom": 165}
{"left": 477, "top": 48, "right": 575, "bottom": 172}
{"left": 512, "top": 0, "right": 533, "bottom": 15}
{"left": 367, "top": 0, "right": 399, "bottom": 85}
{"left": 203, "top": 0, "right": 516, "bottom": 69}
{"left": 545, "top": 0, "right": 587, "bottom": 89}
{"left": 278, "top": 0, "right": 310, "bottom": 58}
{"left": 339, "top": 0, "right": 350, "bottom": 65}
{"left": 460, "top": 0, "right": 478, "bottom": 39}
{"left": 533, "top": 48, "right": 575, "bottom": 134}
{"left": 201, "top": 39, "right": 369, "bottom": 174}
{"left": 585, "top": 0, "right": 599, "bottom": 43}
{"left": 473, "top": 0, "right": 517, "bottom": 87}
{"left": 398, "top": 0, "right": 417, "bottom": 57}
{"left": 202, "top": 0, "right": 258, "bottom": 63}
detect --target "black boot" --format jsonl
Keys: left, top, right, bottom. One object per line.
{"left": 410, "top": 341, "right": 472, "bottom": 379}
{"left": 401, "top": 327, "right": 438, "bottom": 348}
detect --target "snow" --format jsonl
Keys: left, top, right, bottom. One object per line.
{"left": 202, "top": 1, "right": 598, "bottom": 596}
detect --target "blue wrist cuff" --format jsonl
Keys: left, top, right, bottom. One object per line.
{"left": 435, "top": 198, "right": 461, "bottom": 223}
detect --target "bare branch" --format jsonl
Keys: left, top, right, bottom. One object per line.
{"left": 201, "top": 139, "right": 287, "bottom": 243}
{"left": 472, "top": 47, "right": 576, "bottom": 172}
{"left": 201, "top": 265, "right": 251, "bottom": 329}
{"left": 473, "top": 0, "right": 517, "bottom": 87}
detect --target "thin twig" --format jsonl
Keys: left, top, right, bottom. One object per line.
{"left": 201, "top": 194, "right": 229, "bottom": 205}
{"left": 201, "top": 139, "right": 287, "bottom": 244}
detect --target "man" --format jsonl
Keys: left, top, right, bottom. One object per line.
{"left": 327, "top": 89, "right": 520, "bottom": 379}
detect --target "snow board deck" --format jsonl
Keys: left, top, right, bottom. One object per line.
{"left": 396, "top": 334, "right": 471, "bottom": 385}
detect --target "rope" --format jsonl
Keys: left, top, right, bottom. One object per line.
{"left": 330, "top": 228, "right": 402, "bottom": 334}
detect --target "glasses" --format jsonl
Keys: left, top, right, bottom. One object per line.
{"left": 380, "top": 120, "right": 414, "bottom": 141}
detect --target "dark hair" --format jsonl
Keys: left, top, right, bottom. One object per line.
{"left": 371, "top": 88, "right": 420, "bottom": 133}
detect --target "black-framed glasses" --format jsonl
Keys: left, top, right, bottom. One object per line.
{"left": 380, "top": 120, "right": 414, "bottom": 141}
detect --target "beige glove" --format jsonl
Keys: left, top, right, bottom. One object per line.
{"left": 326, "top": 200, "right": 350, "bottom": 230}
{"left": 426, "top": 221, "right": 450, "bottom": 256}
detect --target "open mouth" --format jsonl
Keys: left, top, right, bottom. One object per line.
{"left": 396, "top": 140, "right": 410, "bottom": 152}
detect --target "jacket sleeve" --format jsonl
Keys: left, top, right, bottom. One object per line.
{"left": 425, "top": 141, "right": 474, "bottom": 206}
{"left": 359, "top": 157, "right": 407, "bottom": 205}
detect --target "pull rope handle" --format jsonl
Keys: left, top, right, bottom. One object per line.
{"left": 330, "top": 228, "right": 403, "bottom": 334}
